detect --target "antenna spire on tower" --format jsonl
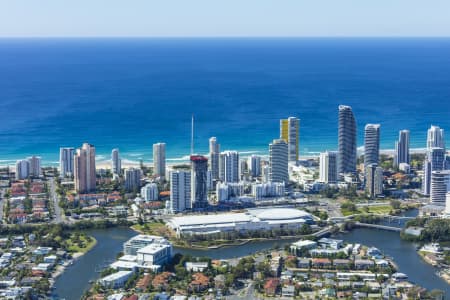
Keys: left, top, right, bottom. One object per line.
{"left": 191, "top": 114, "right": 194, "bottom": 155}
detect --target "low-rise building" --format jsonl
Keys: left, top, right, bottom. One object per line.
{"left": 99, "top": 271, "right": 134, "bottom": 289}
{"left": 185, "top": 262, "right": 208, "bottom": 272}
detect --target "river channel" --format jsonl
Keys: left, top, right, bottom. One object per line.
{"left": 51, "top": 214, "right": 449, "bottom": 299}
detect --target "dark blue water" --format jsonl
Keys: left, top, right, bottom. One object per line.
{"left": 1, "top": 38, "right": 450, "bottom": 165}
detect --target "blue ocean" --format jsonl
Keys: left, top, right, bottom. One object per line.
{"left": 0, "top": 38, "right": 449, "bottom": 165}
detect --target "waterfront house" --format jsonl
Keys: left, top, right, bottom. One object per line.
{"left": 290, "top": 240, "right": 317, "bottom": 256}
{"left": 367, "top": 247, "right": 383, "bottom": 259}
{"left": 318, "top": 238, "right": 343, "bottom": 250}
{"left": 375, "top": 259, "right": 390, "bottom": 269}
{"left": 264, "top": 278, "right": 280, "bottom": 296}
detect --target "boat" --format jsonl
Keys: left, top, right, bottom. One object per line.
{"left": 392, "top": 272, "right": 408, "bottom": 281}
{"left": 420, "top": 243, "right": 443, "bottom": 254}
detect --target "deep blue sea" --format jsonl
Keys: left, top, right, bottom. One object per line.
{"left": 0, "top": 38, "right": 449, "bottom": 166}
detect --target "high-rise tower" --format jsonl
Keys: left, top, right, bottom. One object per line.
{"left": 153, "top": 143, "right": 166, "bottom": 179}
{"left": 364, "top": 124, "right": 380, "bottom": 167}
{"left": 74, "top": 143, "right": 96, "bottom": 193}
{"left": 280, "top": 117, "right": 300, "bottom": 162}
{"left": 269, "top": 139, "right": 289, "bottom": 184}
{"left": 338, "top": 105, "right": 357, "bottom": 175}
{"left": 394, "top": 130, "right": 410, "bottom": 168}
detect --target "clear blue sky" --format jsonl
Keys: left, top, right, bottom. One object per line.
{"left": 1, "top": 0, "right": 449, "bottom": 37}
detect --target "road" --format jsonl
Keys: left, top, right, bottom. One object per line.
{"left": 0, "top": 189, "right": 5, "bottom": 224}
{"left": 48, "top": 178, "right": 64, "bottom": 224}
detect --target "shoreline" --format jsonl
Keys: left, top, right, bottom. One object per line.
{"left": 50, "top": 236, "right": 97, "bottom": 282}
{"left": 0, "top": 147, "right": 430, "bottom": 169}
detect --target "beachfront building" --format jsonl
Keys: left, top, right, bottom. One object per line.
{"left": 59, "top": 147, "right": 75, "bottom": 178}
{"left": 338, "top": 105, "right": 357, "bottom": 175}
{"left": 169, "top": 170, "right": 191, "bottom": 213}
{"left": 28, "top": 156, "right": 41, "bottom": 177}
{"left": 74, "top": 143, "right": 96, "bottom": 193}
{"left": 319, "top": 151, "right": 338, "bottom": 184}
{"left": 280, "top": 117, "right": 300, "bottom": 162}
{"left": 209, "top": 137, "right": 220, "bottom": 181}
{"left": 269, "top": 139, "right": 289, "bottom": 184}
{"left": 111, "top": 148, "right": 121, "bottom": 176}
{"left": 124, "top": 168, "right": 141, "bottom": 192}
{"left": 190, "top": 155, "right": 208, "bottom": 209}
{"left": 427, "top": 125, "right": 445, "bottom": 151}
{"left": 153, "top": 143, "right": 166, "bottom": 179}
{"left": 219, "top": 151, "right": 239, "bottom": 183}
{"left": 364, "top": 124, "right": 380, "bottom": 167}
{"left": 15, "top": 160, "right": 30, "bottom": 180}
{"left": 394, "top": 130, "right": 410, "bottom": 168}
{"left": 167, "top": 207, "right": 314, "bottom": 237}
{"left": 141, "top": 183, "right": 159, "bottom": 201}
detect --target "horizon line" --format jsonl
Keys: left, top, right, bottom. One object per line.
{"left": 1, "top": 35, "right": 450, "bottom": 39}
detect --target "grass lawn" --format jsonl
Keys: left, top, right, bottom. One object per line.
{"left": 342, "top": 205, "right": 393, "bottom": 216}
{"left": 131, "top": 221, "right": 174, "bottom": 238}
{"left": 64, "top": 234, "right": 97, "bottom": 253}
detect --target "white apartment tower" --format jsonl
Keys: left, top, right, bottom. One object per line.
{"left": 153, "top": 143, "right": 166, "bottom": 179}
{"left": 319, "top": 151, "right": 338, "bottom": 184}
{"left": 170, "top": 170, "right": 191, "bottom": 213}
{"left": 111, "top": 148, "right": 121, "bottom": 175}
{"left": 269, "top": 139, "right": 289, "bottom": 184}
{"left": 219, "top": 151, "right": 240, "bottom": 183}
{"left": 364, "top": 124, "right": 381, "bottom": 167}
{"left": 59, "top": 147, "right": 75, "bottom": 178}
{"left": 209, "top": 137, "right": 220, "bottom": 180}
{"left": 15, "top": 159, "right": 30, "bottom": 180}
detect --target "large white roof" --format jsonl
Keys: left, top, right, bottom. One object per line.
{"left": 169, "top": 213, "right": 252, "bottom": 227}
{"left": 250, "top": 208, "right": 311, "bottom": 220}
{"left": 169, "top": 208, "right": 312, "bottom": 228}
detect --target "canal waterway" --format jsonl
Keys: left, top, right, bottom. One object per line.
{"left": 52, "top": 211, "right": 449, "bottom": 299}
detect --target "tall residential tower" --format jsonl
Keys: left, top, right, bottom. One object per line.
{"left": 269, "top": 139, "right": 289, "bottom": 184}
{"left": 74, "top": 143, "right": 96, "bottom": 193}
{"left": 153, "top": 143, "right": 166, "bottom": 179}
{"left": 364, "top": 124, "right": 380, "bottom": 167}
{"left": 280, "top": 117, "right": 300, "bottom": 162}
{"left": 338, "top": 105, "right": 357, "bottom": 175}
{"left": 394, "top": 130, "right": 410, "bottom": 168}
